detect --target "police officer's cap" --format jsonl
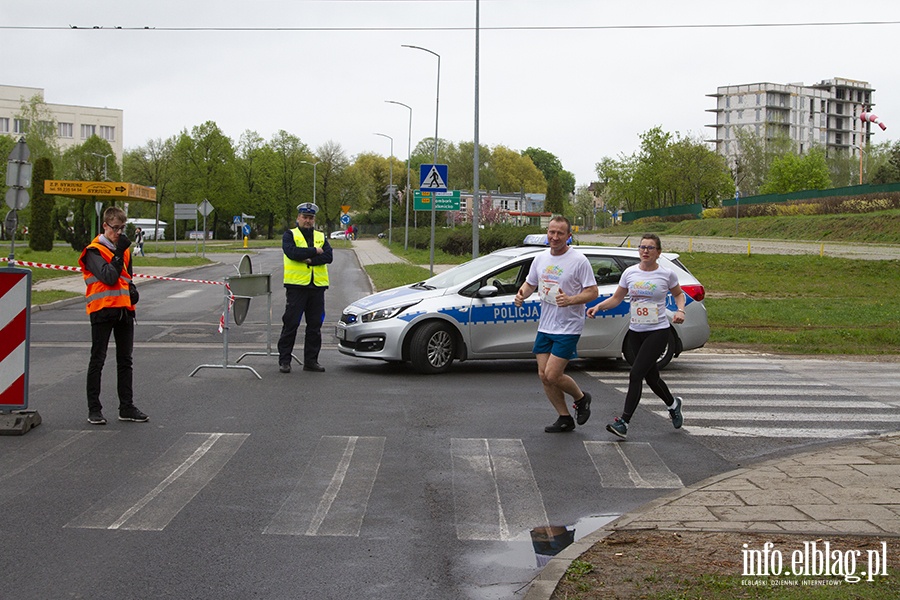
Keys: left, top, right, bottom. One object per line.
{"left": 297, "top": 202, "right": 319, "bottom": 215}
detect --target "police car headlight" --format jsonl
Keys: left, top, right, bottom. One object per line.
{"left": 360, "top": 301, "right": 420, "bottom": 323}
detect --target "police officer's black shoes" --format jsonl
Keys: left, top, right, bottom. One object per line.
{"left": 544, "top": 415, "right": 575, "bottom": 433}
{"left": 119, "top": 406, "right": 149, "bottom": 422}
{"left": 279, "top": 363, "right": 291, "bottom": 373}
{"left": 88, "top": 411, "right": 107, "bottom": 425}
{"left": 303, "top": 362, "right": 325, "bottom": 372}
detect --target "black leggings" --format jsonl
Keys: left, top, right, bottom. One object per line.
{"left": 621, "top": 328, "right": 675, "bottom": 423}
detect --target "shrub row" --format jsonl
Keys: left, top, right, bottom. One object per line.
{"left": 387, "top": 224, "right": 545, "bottom": 256}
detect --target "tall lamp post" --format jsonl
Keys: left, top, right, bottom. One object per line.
{"left": 373, "top": 133, "right": 394, "bottom": 245}
{"left": 402, "top": 44, "right": 440, "bottom": 275}
{"left": 386, "top": 100, "right": 412, "bottom": 250}
{"left": 300, "top": 159, "right": 320, "bottom": 204}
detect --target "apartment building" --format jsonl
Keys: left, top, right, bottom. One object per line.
{"left": 706, "top": 77, "right": 876, "bottom": 167}
{"left": 0, "top": 84, "right": 123, "bottom": 163}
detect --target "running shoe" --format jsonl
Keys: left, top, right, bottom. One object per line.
{"left": 668, "top": 396, "right": 684, "bottom": 429}
{"left": 544, "top": 415, "right": 576, "bottom": 433}
{"left": 606, "top": 417, "right": 628, "bottom": 439}
{"left": 573, "top": 392, "right": 592, "bottom": 425}
{"left": 88, "top": 411, "right": 107, "bottom": 425}
{"left": 119, "top": 406, "right": 149, "bottom": 422}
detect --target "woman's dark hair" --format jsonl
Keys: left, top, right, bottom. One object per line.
{"left": 641, "top": 233, "right": 662, "bottom": 251}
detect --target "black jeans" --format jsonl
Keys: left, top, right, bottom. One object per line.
{"left": 87, "top": 313, "right": 135, "bottom": 413}
{"left": 277, "top": 285, "right": 326, "bottom": 365}
{"left": 621, "top": 328, "right": 675, "bottom": 422}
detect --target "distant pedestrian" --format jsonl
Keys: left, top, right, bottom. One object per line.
{"left": 587, "top": 233, "right": 685, "bottom": 439}
{"left": 134, "top": 227, "right": 145, "bottom": 256}
{"left": 277, "top": 202, "right": 333, "bottom": 373}
{"left": 78, "top": 206, "right": 149, "bottom": 425}
{"left": 514, "top": 216, "right": 598, "bottom": 433}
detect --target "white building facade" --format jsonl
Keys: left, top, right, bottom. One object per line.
{"left": 0, "top": 84, "right": 124, "bottom": 162}
{"left": 707, "top": 77, "right": 875, "bottom": 167}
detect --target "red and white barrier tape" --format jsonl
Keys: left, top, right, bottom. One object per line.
{"left": 0, "top": 258, "right": 225, "bottom": 285}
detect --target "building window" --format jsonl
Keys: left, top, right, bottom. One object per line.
{"left": 81, "top": 124, "right": 96, "bottom": 139}
{"left": 836, "top": 133, "right": 843, "bottom": 145}
{"left": 836, "top": 103, "right": 843, "bottom": 115}
{"left": 58, "top": 122, "right": 74, "bottom": 138}
{"left": 0, "top": 117, "right": 8, "bottom": 133}
{"left": 99, "top": 125, "right": 116, "bottom": 142}
{"left": 14, "top": 119, "right": 29, "bottom": 134}
{"left": 755, "top": 108, "right": 761, "bottom": 121}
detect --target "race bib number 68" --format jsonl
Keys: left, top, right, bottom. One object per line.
{"left": 630, "top": 302, "right": 659, "bottom": 324}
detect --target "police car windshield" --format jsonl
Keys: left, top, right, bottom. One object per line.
{"left": 422, "top": 254, "right": 515, "bottom": 289}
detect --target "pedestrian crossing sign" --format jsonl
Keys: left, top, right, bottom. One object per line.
{"left": 419, "top": 164, "right": 448, "bottom": 192}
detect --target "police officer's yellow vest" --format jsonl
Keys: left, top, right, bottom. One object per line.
{"left": 78, "top": 237, "right": 133, "bottom": 314}
{"left": 283, "top": 228, "right": 329, "bottom": 286}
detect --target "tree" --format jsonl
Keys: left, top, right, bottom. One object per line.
{"left": 14, "top": 93, "right": 60, "bottom": 162}
{"left": 572, "top": 185, "right": 595, "bottom": 230}
{"left": 733, "top": 128, "right": 792, "bottom": 196}
{"left": 235, "top": 130, "right": 279, "bottom": 238}
{"left": 759, "top": 148, "right": 831, "bottom": 194}
{"left": 545, "top": 174, "right": 566, "bottom": 214}
{"left": 29, "top": 157, "right": 55, "bottom": 251}
{"left": 670, "top": 135, "right": 735, "bottom": 207}
{"left": 123, "top": 136, "right": 176, "bottom": 224}
{"left": 269, "top": 130, "right": 311, "bottom": 229}
{"left": 491, "top": 145, "right": 547, "bottom": 194}
{"left": 522, "top": 147, "right": 575, "bottom": 193}
{"left": 170, "top": 121, "right": 238, "bottom": 237}
{"left": 316, "top": 140, "right": 350, "bottom": 232}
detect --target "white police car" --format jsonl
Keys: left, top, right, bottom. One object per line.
{"left": 335, "top": 242, "right": 709, "bottom": 373}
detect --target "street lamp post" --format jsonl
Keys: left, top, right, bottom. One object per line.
{"left": 300, "top": 160, "right": 320, "bottom": 204}
{"left": 386, "top": 100, "right": 412, "bottom": 250}
{"left": 402, "top": 44, "right": 440, "bottom": 275}
{"left": 373, "top": 133, "right": 394, "bottom": 245}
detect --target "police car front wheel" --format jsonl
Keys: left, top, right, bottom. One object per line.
{"left": 410, "top": 321, "right": 456, "bottom": 374}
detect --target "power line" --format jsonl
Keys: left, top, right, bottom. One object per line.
{"left": 2, "top": 20, "right": 900, "bottom": 32}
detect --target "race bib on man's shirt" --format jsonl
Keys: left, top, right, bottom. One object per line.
{"left": 539, "top": 282, "right": 560, "bottom": 305}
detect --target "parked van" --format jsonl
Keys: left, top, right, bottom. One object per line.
{"left": 127, "top": 218, "right": 167, "bottom": 240}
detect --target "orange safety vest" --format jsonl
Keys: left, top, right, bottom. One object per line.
{"left": 78, "top": 237, "right": 133, "bottom": 315}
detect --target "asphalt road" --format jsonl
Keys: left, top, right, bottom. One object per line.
{"left": 2, "top": 248, "right": 898, "bottom": 599}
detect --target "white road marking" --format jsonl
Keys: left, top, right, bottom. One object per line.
{"left": 65, "top": 432, "right": 248, "bottom": 531}
{"left": 167, "top": 289, "right": 204, "bottom": 299}
{"left": 264, "top": 436, "right": 385, "bottom": 537}
{"left": 451, "top": 438, "right": 548, "bottom": 541}
{"left": 584, "top": 441, "right": 683, "bottom": 489}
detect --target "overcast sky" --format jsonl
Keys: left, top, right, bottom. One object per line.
{"left": 4, "top": 0, "right": 900, "bottom": 187}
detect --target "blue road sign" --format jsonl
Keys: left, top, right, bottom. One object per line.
{"left": 242, "top": 223, "right": 251, "bottom": 236}
{"left": 340, "top": 214, "right": 351, "bottom": 226}
{"left": 419, "top": 164, "right": 448, "bottom": 192}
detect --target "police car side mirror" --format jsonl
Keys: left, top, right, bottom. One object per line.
{"left": 475, "top": 285, "right": 499, "bottom": 298}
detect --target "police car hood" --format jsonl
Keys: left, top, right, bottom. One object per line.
{"left": 348, "top": 283, "right": 447, "bottom": 313}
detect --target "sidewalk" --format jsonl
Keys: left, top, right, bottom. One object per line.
{"left": 351, "top": 237, "right": 454, "bottom": 273}
{"left": 526, "top": 431, "right": 900, "bottom": 598}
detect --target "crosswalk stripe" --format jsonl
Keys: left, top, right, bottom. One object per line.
{"left": 0, "top": 430, "right": 115, "bottom": 506}
{"left": 682, "top": 426, "right": 876, "bottom": 438}
{"left": 657, "top": 399, "right": 892, "bottom": 408}
{"left": 584, "top": 441, "right": 683, "bottom": 489}
{"left": 264, "top": 435, "right": 385, "bottom": 537}
{"left": 65, "top": 432, "right": 248, "bottom": 531}
{"left": 451, "top": 438, "right": 548, "bottom": 541}
{"left": 651, "top": 410, "right": 900, "bottom": 422}
{"left": 609, "top": 386, "right": 836, "bottom": 396}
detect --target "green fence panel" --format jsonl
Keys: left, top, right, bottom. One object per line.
{"left": 722, "top": 182, "right": 900, "bottom": 207}
{"left": 622, "top": 203, "right": 703, "bottom": 223}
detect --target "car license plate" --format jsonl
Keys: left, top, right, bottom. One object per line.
{"left": 334, "top": 326, "right": 345, "bottom": 341}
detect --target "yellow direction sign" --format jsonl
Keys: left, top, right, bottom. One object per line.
{"left": 44, "top": 180, "right": 157, "bottom": 202}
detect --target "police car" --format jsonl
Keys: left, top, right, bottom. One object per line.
{"left": 335, "top": 240, "right": 709, "bottom": 373}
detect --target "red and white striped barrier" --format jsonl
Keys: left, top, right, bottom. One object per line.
{"left": 861, "top": 112, "right": 887, "bottom": 131}
{"left": 0, "top": 269, "right": 30, "bottom": 410}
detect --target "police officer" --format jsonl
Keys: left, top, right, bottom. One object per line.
{"left": 79, "top": 206, "right": 149, "bottom": 425}
{"left": 277, "top": 202, "right": 334, "bottom": 373}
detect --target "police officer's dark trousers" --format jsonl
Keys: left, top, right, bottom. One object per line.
{"left": 278, "top": 285, "right": 326, "bottom": 365}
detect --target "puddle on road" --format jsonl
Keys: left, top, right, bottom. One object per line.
{"left": 460, "top": 514, "right": 620, "bottom": 600}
